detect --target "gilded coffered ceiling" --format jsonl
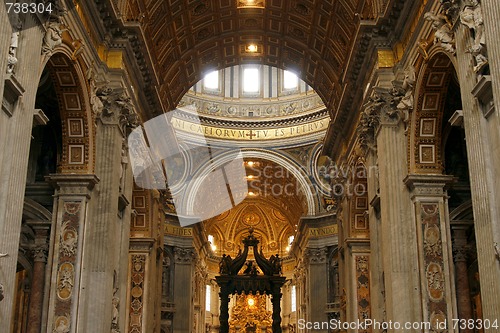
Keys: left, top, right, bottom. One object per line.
{"left": 140, "top": 0, "right": 370, "bottom": 111}
{"left": 202, "top": 158, "right": 306, "bottom": 257}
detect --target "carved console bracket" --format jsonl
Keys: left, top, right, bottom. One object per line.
{"left": 471, "top": 75, "right": 495, "bottom": 118}
{"left": 2, "top": 74, "right": 25, "bottom": 117}
{"left": 33, "top": 109, "right": 49, "bottom": 126}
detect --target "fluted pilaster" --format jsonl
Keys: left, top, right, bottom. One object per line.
{"left": 455, "top": 10, "right": 500, "bottom": 327}
{"left": 452, "top": 227, "right": 472, "bottom": 332}
{"left": 79, "top": 90, "right": 130, "bottom": 333}
{"left": 0, "top": 12, "right": 45, "bottom": 331}
{"left": 371, "top": 83, "right": 421, "bottom": 331}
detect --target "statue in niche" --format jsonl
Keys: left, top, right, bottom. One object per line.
{"left": 7, "top": 15, "right": 22, "bottom": 74}
{"left": 162, "top": 255, "right": 171, "bottom": 299}
{"left": 424, "top": 12, "right": 456, "bottom": 54}
{"left": 111, "top": 272, "right": 120, "bottom": 333}
{"left": 460, "top": 0, "right": 488, "bottom": 72}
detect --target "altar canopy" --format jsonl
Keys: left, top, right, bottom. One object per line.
{"left": 216, "top": 229, "right": 286, "bottom": 333}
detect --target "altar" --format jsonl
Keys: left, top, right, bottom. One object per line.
{"left": 215, "top": 229, "right": 286, "bottom": 333}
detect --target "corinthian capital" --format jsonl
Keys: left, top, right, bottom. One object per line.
{"left": 33, "top": 245, "right": 49, "bottom": 263}
{"left": 96, "top": 88, "right": 141, "bottom": 131}
{"left": 304, "top": 247, "right": 328, "bottom": 264}
{"left": 357, "top": 86, "right": 405, "bottom": 153}
{"left": 174, "top": 247, "right": 197, "bottom": 264}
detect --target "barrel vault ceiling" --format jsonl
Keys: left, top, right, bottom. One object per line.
{"left": 138, "top": 0, "right": 373, "bottom": 111}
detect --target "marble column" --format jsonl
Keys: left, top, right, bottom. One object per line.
{"left": 45, "top": 174, "right": 99, "bottom": 333}
{"left": 454, "top": 4, "right": 500, "bottom": 326}
{"left": 452, "top": 227, "right": 473, "bottom": 331}
{"left": 26, "top": 221, "right": 50, "bottom": 333}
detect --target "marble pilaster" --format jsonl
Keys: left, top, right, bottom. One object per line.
{"left": 172, "top": 247, "right": 197, "bottom": 333}
{"left": 78, "top": 87, "right": 133, "bottom": 333}
{"left": 405, "top": 175, "right": 457, "bottom": 331}
{"left": 452, "top": 227, "right": 472, "bottom": 332}
{"left": 127, "top": 238, "right": 155, "bottom": 333}
{"left": 454, "top": 7, "right": 500, "bottom": 326}
{"left": 45, "top": 174, "right": 99, "bottom": 333}
{"left": 0, "top": 12, "right": 45, "bottom": 332}
{"left": 304, "top": 247, "right": 328, "bottom": 332}
{"left": 370, "top": 83, "right": 422, "bottom": 331}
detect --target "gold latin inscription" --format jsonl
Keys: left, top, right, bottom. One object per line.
{"left": 170, "top": 117, "right": 329, "bottom": 141}
{"left": 164, "top": 224, "right": 193, "bottom": 237}
{"left": 308, "top": 225, "right": 338, "bottom": 237}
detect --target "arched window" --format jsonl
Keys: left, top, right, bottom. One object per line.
{"left": 204, "top": 71, "right": 219, "bottom": 90}
{"left": 243, "top": 67, "right": 260, "bottom": 93}
{"left": 283, "top": 70, "right": 298, "bottom": 90}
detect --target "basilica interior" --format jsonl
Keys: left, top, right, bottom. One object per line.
{"left": 1, "top": 0, "right": 500, "bottom": 333}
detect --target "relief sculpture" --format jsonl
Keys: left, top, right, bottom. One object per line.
{"left": 53, "top": 314, "right": 70, "bottom": 333}
{"left": 426, "top": 262, "right": 445, "bottom": 302}
{"left": 60, "top": 221, "right": 78, "bottom": 257}
{"left": 423, "top": 224, "right": 442, "bottom": 257}
{"left": 57, "top": 263, "right": 74, "bottom": 300}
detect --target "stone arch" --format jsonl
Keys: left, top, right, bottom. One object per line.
{"left": 37, "top": 51, "right": 95, "bottom": 174}
{"left": 409, "top": 51, "right": 458, "bottom": 174}
{"left": 184, "top": 149, "right": 317, "bottom": 216}
{"left": 23, "top": 198, "right": 52, "bottom": 222}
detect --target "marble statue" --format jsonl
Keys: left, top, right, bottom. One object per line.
{"left": 424, "top": 12, "right": 456, "bottom": 54}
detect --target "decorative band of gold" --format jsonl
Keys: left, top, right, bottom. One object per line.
{"left": 171, "top": 116, "right": 329, "bottom": 141}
